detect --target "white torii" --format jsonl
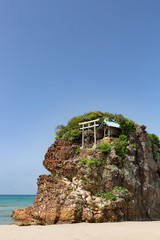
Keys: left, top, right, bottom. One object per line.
{"left": 79, "top": 119, "right": 99, "bottom": 149}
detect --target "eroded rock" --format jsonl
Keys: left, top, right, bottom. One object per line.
{"left": 12, "top": 125, "right": 160, "bottom": 225}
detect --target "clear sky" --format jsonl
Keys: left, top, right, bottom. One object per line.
{"left": 0, "top": 0, "right": 160, "bottom": 194}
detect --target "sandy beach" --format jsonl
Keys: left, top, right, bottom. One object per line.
{"left": 0, "top": 222, "right": 160, "bottom": 240}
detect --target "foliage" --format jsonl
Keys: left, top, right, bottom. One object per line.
{"left": 116, "top": 118, "right": 135, "bottom": 135}
{"left": 87, "top": 159, "right": 93, "bottom": 166}
{"left": 118, "top": 165, "right": 124, "bottom": 169}
{"left": 97, "top": 142, "right": 111, "bottom": 153}
{"left": 79, "top": 157, "right": 87, "bottom": 163}
{"left": 75, "top": 148, "right": 80, "bottom": 154}
{"left": 79, "top": 157, "right": 103, "bottom": 167}
{"left": 113, "top": 186, "right": 126, "bottom": 191}
{"left": 152, "top": 151, "right": 157, "bottom": 161}
{"left": 132, "top": 143, "right": 136, "bottom": 149}
{"left": 102, "top": 113, "right": 135, "bottom": 135}
{"left": 113, "top": 135, "right": 130, "bottom": 157}
{"left": 118, "top": 135, "right": 128, "bottom": 141}
{"left": 148, "top": 133, "right": 160, "bottom": 148}
{"left": 63, "top": 129, "right": 81, "bottom": 143}
{"left": 148, "top": 133, "right": 160, "bottom": 161}
{"left": 82, "top": 179, "right": 88, "bottom": 184}
{"left": 55, "top": 111, "right": 104, "bottom": 143}
{"left": 91, "top": 158, "right": 103, "bottom": 166}
{"left": 98, "top": 192, "right": 116, "bottom": 201}
{"left": 55, "top": 111, "right": 136, "bottom": 144}
{"left": 111, "top": 164, "right": 124, "bottom": 169}
{"left": 87, "top": 144, "right": 93, "bottom": 148}
{"left": 87, "top": 158, "right": 103, "bottom": 166}
{"left": 111, "top": 164, "right": 117, "bottom": 168}
{"left": 55, "top": 125, "right": 67, "bottom": 139}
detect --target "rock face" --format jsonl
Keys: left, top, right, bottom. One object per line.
{"left": 12, "top": 124, "right": 160, "bottom": 225}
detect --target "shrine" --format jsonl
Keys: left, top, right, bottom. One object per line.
{"left": 79, "top": 118, "right": 120, "bottom": 148}
{"left": 98, "top": 118, "right": 120, "bottom": 138}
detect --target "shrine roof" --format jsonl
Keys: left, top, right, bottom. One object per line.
{"left": 99, "top": 118, "right": 120, "bottom": 129}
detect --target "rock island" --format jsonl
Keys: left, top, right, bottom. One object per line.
{"left": 12, "top": 111, "right": 160, "bottom": 225}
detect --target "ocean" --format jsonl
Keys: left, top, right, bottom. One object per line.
{"left": 0, "top": 195, "right": 35, "bottom": 225}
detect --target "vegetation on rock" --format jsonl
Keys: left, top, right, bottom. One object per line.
{"left": 75, "top": 147, "right": 80, "bottom": 154}
{"left": 113, "top": 186, "right": 126, "bottom": 191}
{"left": 97, "top": 192, "right": 116, "bottom": 201}
{"left": 113, "top": 135, "right": 130, "bottom": 157}
{"left": 148, "top": 133, "right": 160, "bottom": 160}
{"left": 12, "top": 113, "right": 160, "bottom": 225}
{"left": 55, "top": 111, "right": 135, "bottom": 144}
{"left": 97, "top": 142, "right": 111, "bottom": 153}
{"left": 148, "top": 133, "right": 160, "bottom": 149}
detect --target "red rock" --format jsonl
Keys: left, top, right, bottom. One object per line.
{"left": 11, "top": 124, "right": 160, "bottom": 225}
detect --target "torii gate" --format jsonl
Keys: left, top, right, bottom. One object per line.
{"left": 79, "top": 119, "right": 99, "bottom": 149}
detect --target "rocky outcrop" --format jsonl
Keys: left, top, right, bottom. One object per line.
{"left": 43, "top": 139, "right": 76, "bottom": 174}
{"left": 12, "top": 123, "right": 160, "bottom": 225}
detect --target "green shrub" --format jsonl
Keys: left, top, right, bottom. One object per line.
{"left": 111, "top": 164, "right": 124, "bottom": 169}
{"left": 116, "top": 117, "right": 135, "bottom": 134}
{"left": 79, "top": 157, "right": 103, "bottom": 167}
{"left": 55, "top": 125, "right": 67, "bottom": 139}
{"left": 75, "top": 148, "right": 80, "bottom": 154}
{"left": 132, "top": 143, "right": 136, "bottom": 149}
{"left": 90, "top": 158, "right": 103, "bottom": 166}
{"left": 86, "top": 158, "right": 102, "bottom": 167}
{"left": 97, "top": 142, "right": 111, "bottom": 153}
{"left": 118, "top": 165, "right": 124, "bottom": 169}
{"left": 63, "top": 129, "right": 81, "bottom": 143}
{"left": 111, "top": 164, "right": 117, "bottom": 168}
{"left": 148, "top": 133, "right": 160, "bottom": 161}
{"left": 148, "top": 133, "right": 160, "bottom": 148}
{"left": 152, "top": 151, "right": 157, "bottom": 161}
{"left": 82, "top": 179, "right": 88, "bottom": 184}
{"left": 113, "top": 186, "right": 126, "bottom": 191}
{"left": 98, "top": 192, "right": 116, "bottom": 201}
{"left": 79, "top": 158, "right": 87, "bottom": 163}
{"left": 118, "top": 135, "right": 128, "bottom": 141}
{"left": 113, "top": 137, "right": 129, "bottom": 157}
{"left": 87, "top": 160, "right": 93, "bottom": 166}
{"left": 55, "top": 111, "right": 136, "bottom": 144}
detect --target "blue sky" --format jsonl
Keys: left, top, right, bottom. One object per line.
{"left": 0, "top": 0, "right": 160, "bottom": 194}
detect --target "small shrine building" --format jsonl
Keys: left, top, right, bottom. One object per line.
{"left": 99, "top": 118, "right": 120, "bottom": 138}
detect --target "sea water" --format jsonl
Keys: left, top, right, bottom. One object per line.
{"left": 0, "top": 195, "right": 35, "bottom": 225}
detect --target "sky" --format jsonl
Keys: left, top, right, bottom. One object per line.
{"left": 0, "top": 0, "right": 160, "bottom": 194}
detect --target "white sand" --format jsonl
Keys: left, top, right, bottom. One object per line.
{"left": 0, "top": 222, "right": 160, "bottom": 240}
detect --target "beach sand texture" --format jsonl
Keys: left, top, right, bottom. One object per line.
{"left": 0, "top": 222, "right": 160, "bottom": 240}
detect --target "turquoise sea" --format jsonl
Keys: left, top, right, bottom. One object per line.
{"left": 0, "top": 195, "right": 35, "bottom": 225}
